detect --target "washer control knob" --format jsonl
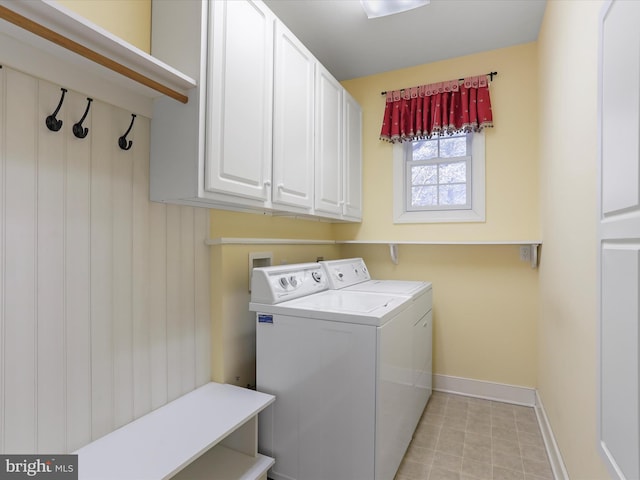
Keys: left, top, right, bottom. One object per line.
{"left": 279, "top": 277, "right": 289, "bottom": 288}
{"left": 289, "top": 276, "right": 298, "bottom": 288}
{"left": 312, "top": 271, "right": 322, "bottom": 283}
{"left": 337, "top": 272, "right": 344, "bottom": 281}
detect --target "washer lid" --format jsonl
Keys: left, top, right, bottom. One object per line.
{"left": 251, "top": 290, "right": 411, "bottom": 327}
{"left": 291, "top": 290, "right": 397, "bottom": 313}
{"left": 343, "top": 280, "right": 431, "bottom": 298}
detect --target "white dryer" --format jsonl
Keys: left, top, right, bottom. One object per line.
{"left": 320, "top": 257, "right": 431, "bottom": 300}
{"left": 320, "top": 258, "right": 434, "bottom": 435}
{"left": 250, "top": 262, "right": 418, "bottom": 480}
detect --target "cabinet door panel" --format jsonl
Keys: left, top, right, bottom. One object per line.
{"left": 272, "top": 23, "right": 315, "bottom": 210}
{"left": 315, "top": 66, "right": 343, "bottom": 215}
{"left": 206, "top": 0, "right": 274, "bottom": 201}
{"left": 343, "top": 92, "right": 363, "bottom": 220}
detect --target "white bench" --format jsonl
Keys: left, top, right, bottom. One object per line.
{"left": 74, "top": 382, "right": 275, "bottom": 479}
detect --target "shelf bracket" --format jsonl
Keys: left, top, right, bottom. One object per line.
{"left": 531, "top": 244, "right": 540, "bottom": 269}
{"left": 389, "top": 243, "right": 399, "bottom": 265}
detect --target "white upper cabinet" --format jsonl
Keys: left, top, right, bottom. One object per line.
{"left": 343, "top": 91, "right": 363, "bottom": 221}
{"left": 315, "top": 65, "right": 344, "bottom": 217}
{"left": 272, "top": 22, "right": 315, "bottom": 211}
{"left": 314, "top": 69, "right": 363, "bottom": 221}
{"left": 206, "top": 0, "right": 275, "bottom": 202}
{"left": 150, "top": 0, "right": 362, "bottom": 222}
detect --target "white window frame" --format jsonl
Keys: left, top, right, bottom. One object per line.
{"left": 393, "top": 132, "right": 485, "bottom": 223}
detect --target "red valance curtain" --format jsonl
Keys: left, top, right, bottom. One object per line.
{"left": 379, "top": 75, "right": 494, "bottom": 143}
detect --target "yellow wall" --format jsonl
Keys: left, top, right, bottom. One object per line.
{"left": 334, "top": 43, "right": 541, "bottom": 387}
{"left": 537, "top": 0, "right": 610, "bottom": 477}
{"left": 337, "top": 42, "right": 539, "bottom": 242}
{"left": 341, "top": 243, "right": 538, "bottom": 386}
{"left": 55, "top": 0, "right": 151, "bottom": 53}
{"left": 209, "top": 209, "right": 340, "bottom": 386}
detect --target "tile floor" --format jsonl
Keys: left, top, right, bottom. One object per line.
{"left": 395, "top": 392, "right": 554, "bottom": 480}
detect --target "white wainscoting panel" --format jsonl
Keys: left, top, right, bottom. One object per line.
{"left": 0, "top": 66, "right": 211, "bottom": 454}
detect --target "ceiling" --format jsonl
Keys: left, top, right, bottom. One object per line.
{"left": 263, "top": 0, "right": 547, "bottom": 81}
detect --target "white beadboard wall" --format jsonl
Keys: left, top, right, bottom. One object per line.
{"left": 0, "top": 66, "right": 211, "bottom": 454}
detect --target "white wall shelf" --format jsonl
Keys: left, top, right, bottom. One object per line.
{"left": 206, "top": 237, "right": 542, "bottom": 268}
{"left": 74, "top": 382, "right": 275, "bottom": 480}
{"left": 0, "top": 0, "right": 196, "bottom": 116}
{"left": 206, "top": 237, "right": 336, "bottom": 246}
{"left": 339, "top": 240, "right": 542, "bottom": 268}
{"left": 337, "top": 240, "right": 542, "bottom": 245}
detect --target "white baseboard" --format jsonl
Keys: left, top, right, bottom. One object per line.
{"left": 535, "top": 390, "right": 569, "bottom": 480}
{"left": 433, "top": 374, "right": 536, "bottom": 406}
{"left": 432, "top": 374, "right": 568, "bottom": 480}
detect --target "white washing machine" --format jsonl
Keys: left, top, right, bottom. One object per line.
{"left": 250, "top": 262, "right": 424, "bottom": 480}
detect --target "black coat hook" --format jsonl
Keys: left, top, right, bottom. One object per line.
{"left": 73, "top": 98, "right": 93, "bottom": 139}
{"left": 118, "top": 114, "right": 136, "bottom": 151}
{"left": 46, "top": 88, "right": 67, "bottom": 132}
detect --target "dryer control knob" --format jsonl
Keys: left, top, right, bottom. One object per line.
{"left": 312, "top": 271, "right": 322, "bottom": 282}
{"left": 289, "top": 276, "right": 298, "bottom": 287}
{"left": 279, "top": 277, "right": 289, "bottom": 288}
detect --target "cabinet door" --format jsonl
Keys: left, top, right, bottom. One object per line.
{"left": 206, "top": 0, "right": 274, "bottom": 202}
{"left": 314, "top": 65, "right": 343, "bottom": 215}
{"left": 343, "top": 91, "right": 363, "bottom": 220}
{"left": 272, "top": 22, "right": 315, "bottom": 210}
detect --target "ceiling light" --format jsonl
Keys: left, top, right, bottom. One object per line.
{"left": 360, "top": 0, "right": 430, "bottom": 19}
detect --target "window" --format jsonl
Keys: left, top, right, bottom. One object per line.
{"left": 393, "top": 132, "right": 485, "bottom": 223}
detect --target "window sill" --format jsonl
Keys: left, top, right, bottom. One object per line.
{"left": 394, "top": 208, "right": 485, "bottom": 224}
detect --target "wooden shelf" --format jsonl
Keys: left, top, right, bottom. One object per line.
{"left": 74, "top": 383, "right": 275, "bottom": 480}
{"left": 172, "top": 446, "right": 274, "bottom": 480}
{"left": 337, "top": 240, "right": 542, "bottom": 245}
{"left": 206, "top": 237, "right": 336, "bottom": 246}
{"left": 0, "top": 0, "right": 195, "bottom": 116}
{"left": 206, "top": 238, "right": 542, "bottom": 268}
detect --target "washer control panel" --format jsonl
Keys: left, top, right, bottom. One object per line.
{"left": 319, "top": 258, "right": 371, "bottom": 290}
{"left": 251, "top": 263, "right": 328, "bottom": 304}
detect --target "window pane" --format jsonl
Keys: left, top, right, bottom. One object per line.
{"left": 411, "top": 165, "right": 437, "bottom": 185}
{"left": 439, "top": 184, "right": 467, "bottom": 205}
{"left": 412, "top": 139, "right": 438, "bottom": 160}
{"left": 438, "top": 161, "right": 466, "bottom": 184}
{"left": 411, "top": 186, "right": 437, "bottom": 207}
{"left": 439, "top": 136, "right": 467, "bottom": 158}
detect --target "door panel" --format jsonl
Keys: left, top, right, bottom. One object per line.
{"left": 206, "top": 0, "right": 274, "bottom": 201}
{"left": 601, "top": 246, "right": 640, "bottom": 480}
{"left": 343, "top": 91, "right": 363, "bottom": 220}
{"left": 599, "top": 1, "right": 640, "bottom": 478}
{"left": 272, "top": 22, "right": 315, "bottom": 210}
{"left": 315, "top": 66, "right": 343, "bottom": 215}
{"left": 601, "top": 0, "right": 640, "bottom": 215}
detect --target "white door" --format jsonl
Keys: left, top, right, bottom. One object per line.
{"left": 272, "top": 22, "right": 315, "bottom": 210}
{"left": 206, "top": 0, "right": 274, "bottom": 201}
{"left": 314, "top": 65, "right": 343, "bottom": 216}
{"left": 343, "top": 91, "right": 363, "bottom": 221}
{"left": 598, "top": 1, "right": 640, "bottom": 478}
